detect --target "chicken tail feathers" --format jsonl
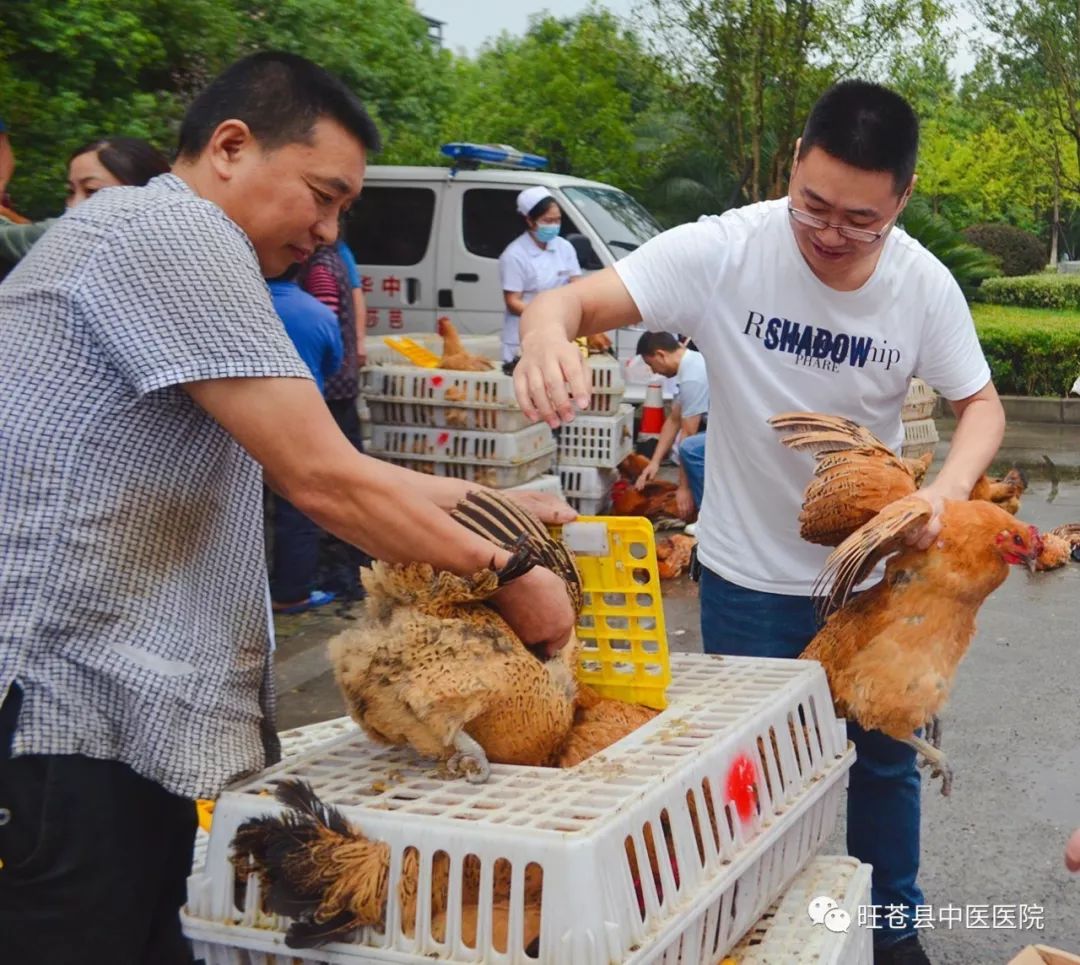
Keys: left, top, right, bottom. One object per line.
{"left": 452, "top": 489, "right": 583, "bottom": 612}
{"left": 229, "top": 780, "right": 392, "bottom": 948}
{"left": 274, "top": 778, "right": 352, "bottom": 837}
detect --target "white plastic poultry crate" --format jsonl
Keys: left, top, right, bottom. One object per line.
{"left": 556, "top": 404, "right": 634, "bottom": 469}
{"left": 727, "top": 856, "right": 873, "bottom": 965}
{"left": 502, "top": 473, "right": 564, "bottom": 497}
{"left": 583, "top": 354, "right": 626, "bottom": 415}
{"left": 365, "top": 398, "right": 533, "bottom": 433}
{"left": 901, "top": 378, "right": 937, "bottom": 422}
{"left": 361, "top": 366, "right": 518, "bottom": 409}
{"left": 367, "top": 423, "right": 556, "bottom": 487}
{"left": 900, "top": 416, "right": 939, "bottom": 460}
{"left": 558, "top": 465, "right": 618, "bottom": 515}
{"left": 184, "top": 654, "right": 854, "bottom": 965}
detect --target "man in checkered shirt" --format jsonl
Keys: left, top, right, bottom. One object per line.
{"left": 0, "top": 53, "right": 575, "bottom": 965}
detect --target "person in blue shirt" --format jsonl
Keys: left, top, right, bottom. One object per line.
{"left": 268, "top": 272, "right": 345, "bottom": 613}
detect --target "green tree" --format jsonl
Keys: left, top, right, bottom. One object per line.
{"left": 0, "top": 0, "right": 451, "bottom": 217}
{"left": 439, "top": 10, "right": 668, "bottom": 195}
{"left": 639, "top": 0, "right": 951, "bottom": 206}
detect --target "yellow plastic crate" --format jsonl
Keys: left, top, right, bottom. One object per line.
{"left": 554, "top": 515, "right": 671, "bottom": 710}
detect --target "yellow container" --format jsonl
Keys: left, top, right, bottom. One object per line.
{"left": 554, "top": 515, "right": 671, "bottom": 710}
{"left": 382, "top": 335, "right": 441, "bottom": 368}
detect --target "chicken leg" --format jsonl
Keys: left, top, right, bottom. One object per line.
{"left": 904, "top": 734, "right": 953, "bottom": 797}
{"left": 447, "top": 730, "right": 491, "bottom": 784}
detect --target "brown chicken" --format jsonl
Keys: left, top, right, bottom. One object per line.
{"left": 801, "top": 496, "right": 1042, "bottom": 795}
{"left": 1034, "top": 523, "right": 1080, "bottom": 570}
{"left": 558, "top": 683, "right": 659, "bottom": 767}
{"left": 656, "top": 533, "right": 697, "bottom": 579}
{"left": 969, "top": 466, "right": 1027, "bottom": 515}
{"left": 330, "top": 491, "right": 583, "bottom": 781}
{"left": 435, "top": 316, "right": 494, "bottom": 371}
{"left": 585, "top": 331, "right": 614, "bottom": 354}
{"left": 611, "top": 453, "right": 686, "bottom": 521}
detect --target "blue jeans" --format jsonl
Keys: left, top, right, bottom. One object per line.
{"left": 678, "top": 432, "right": 706, "bottom": 512}
{"left": 700, "top": 568, "right": 922, "bottom": 948}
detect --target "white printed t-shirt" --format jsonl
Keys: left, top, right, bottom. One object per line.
{"left": 614, "top": 198, "right": 991, "bottom": 596}
{"left": 499, "top": 231, "right": 581, "bottom": 362}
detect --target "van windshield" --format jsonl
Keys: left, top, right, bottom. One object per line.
{"left": 561, "top": 186, "right": 662, "bottom": 260}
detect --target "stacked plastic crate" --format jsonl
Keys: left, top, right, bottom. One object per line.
{"left": 361, "top": 336, "right": 558, "bottom": 491}
{"left": 901, "top": 377, "right": 939, "bottom": 459}
{"left": 185, "top": 654, "right": 855, "bottom": 965}
{"left": 557, "top": 355, "right": 632, "bottom": 513}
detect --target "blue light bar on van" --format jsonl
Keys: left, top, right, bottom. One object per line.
{"left": 440, "top": 142, "right": 548, "bottom": 171}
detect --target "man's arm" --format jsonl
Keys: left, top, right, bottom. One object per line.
{"left": 183, "top": 376, "right": 576, "bottom": 650}
{"left": 504, "top": 291, "right": 528, "bottom": 317}
{"left": 636, "top": 402, "right": 682, "bottom": 489}
{"left": 910, "top": 379, "right": 1005, "bottom": 549}
{"left": 516, "top": 267, "right": 641, "bottom": 426}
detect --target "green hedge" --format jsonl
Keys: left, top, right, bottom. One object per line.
{"left": 972, "top": 303, "right": 1080, "bottom": 396}
{"left": 962, "top": 223, "right": 1047, "bottom": 276}
{"left": 976, "top": 273, "right": 1080, "bottom": 309}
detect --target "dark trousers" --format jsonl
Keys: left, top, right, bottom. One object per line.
{"left": 321, "top": 395, "right": 372, "bottom": 599}
{"left": 0, "top": 687, "right": 197, "bottom": 965}
{"left": 699, "top": 569, "right": 924, "bottom": 949}
{"left": 270, "top": 495, "right": 320, "bottom": 604}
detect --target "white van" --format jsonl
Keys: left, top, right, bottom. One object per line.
{"left": 342, "top": 161, "right": 663, "bottom": 366}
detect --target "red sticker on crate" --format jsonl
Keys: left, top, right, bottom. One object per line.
{"left": 436, "top": 432, "right": 450, "bottom": 446}
{"left": 430, "top": 375, "right": 444, "bottom": 387}
{"left": 726, "top": 753, "right": 757, "bottom": 821}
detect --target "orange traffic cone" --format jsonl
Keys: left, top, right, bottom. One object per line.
{"left": 638, "top": 382, "right": 665, "bottom": 438}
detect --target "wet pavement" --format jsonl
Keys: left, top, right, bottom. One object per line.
{"left": 272, "top": 420, "right": 1080, "bottom": 962}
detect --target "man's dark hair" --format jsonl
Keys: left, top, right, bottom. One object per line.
{"left": 70, "top": 137, "right": 171, "bottom": 187}
{"left": 177, "top": 51, "right": 381, "bottom": 159}
{"left": 636, "top": 330, "right": 680, "bottom": 357}
{"left": 799, "top": 80, "right": 918, "bottom": 194}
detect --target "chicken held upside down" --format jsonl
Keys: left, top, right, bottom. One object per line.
{"left": 772, "top": 413, "right": 1045, "bottom": 795}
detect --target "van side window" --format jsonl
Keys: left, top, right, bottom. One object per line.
{"left": 346, "top": 187, "right": 435, "bottom": 266}
{"left": 462, "top": 188, "right": 584, "bottom": 259}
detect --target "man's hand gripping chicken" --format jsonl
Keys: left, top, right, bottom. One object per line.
{"left": 329, "top": 490, "right": 584, "bottom": 783}
{"left": 772, "top": 413, "right": 1044, "bottom": 795}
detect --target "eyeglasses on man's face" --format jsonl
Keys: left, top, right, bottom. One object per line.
{"left": 787, "top": 203, "right": 895, "bottom": 244}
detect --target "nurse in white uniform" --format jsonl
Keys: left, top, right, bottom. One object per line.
{"left": 498, "top": 186, "right": 582, "bottom": 364}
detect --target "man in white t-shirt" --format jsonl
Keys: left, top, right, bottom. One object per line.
{"left": 512, "top": 80, "right": 1004, "bottom": 965}
{"left": 633, "top": 331, "right": 709, "bottom": 520}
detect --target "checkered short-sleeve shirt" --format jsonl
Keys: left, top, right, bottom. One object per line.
{"left": 0, "top": 174, "right": 312, "bottom": 798}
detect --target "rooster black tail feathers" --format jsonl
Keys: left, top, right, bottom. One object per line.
{"left": 229, "top": 779, "right": 391, "bottom": 948}
{"left": 451, "top": 489, "right": 583, "bottom": 611}
{"left": 274, "top": 778, "right": 351, "bottom": 836}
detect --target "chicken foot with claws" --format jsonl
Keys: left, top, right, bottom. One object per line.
{"left": 447, "top": 730, "right": 491, "bottom": 784}
{"left": 905, "top": 734, "right": 953, "bottom": 796}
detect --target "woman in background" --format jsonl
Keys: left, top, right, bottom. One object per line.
{"left": 0, "top": 136, "right": 170, "bottom": 271}
{"left": 497, "top": 185, "right": 581, "bottom": 365}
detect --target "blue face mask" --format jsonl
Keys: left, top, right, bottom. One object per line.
{"left": 534, "top": 224, "right": 560, "bottom": 244}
